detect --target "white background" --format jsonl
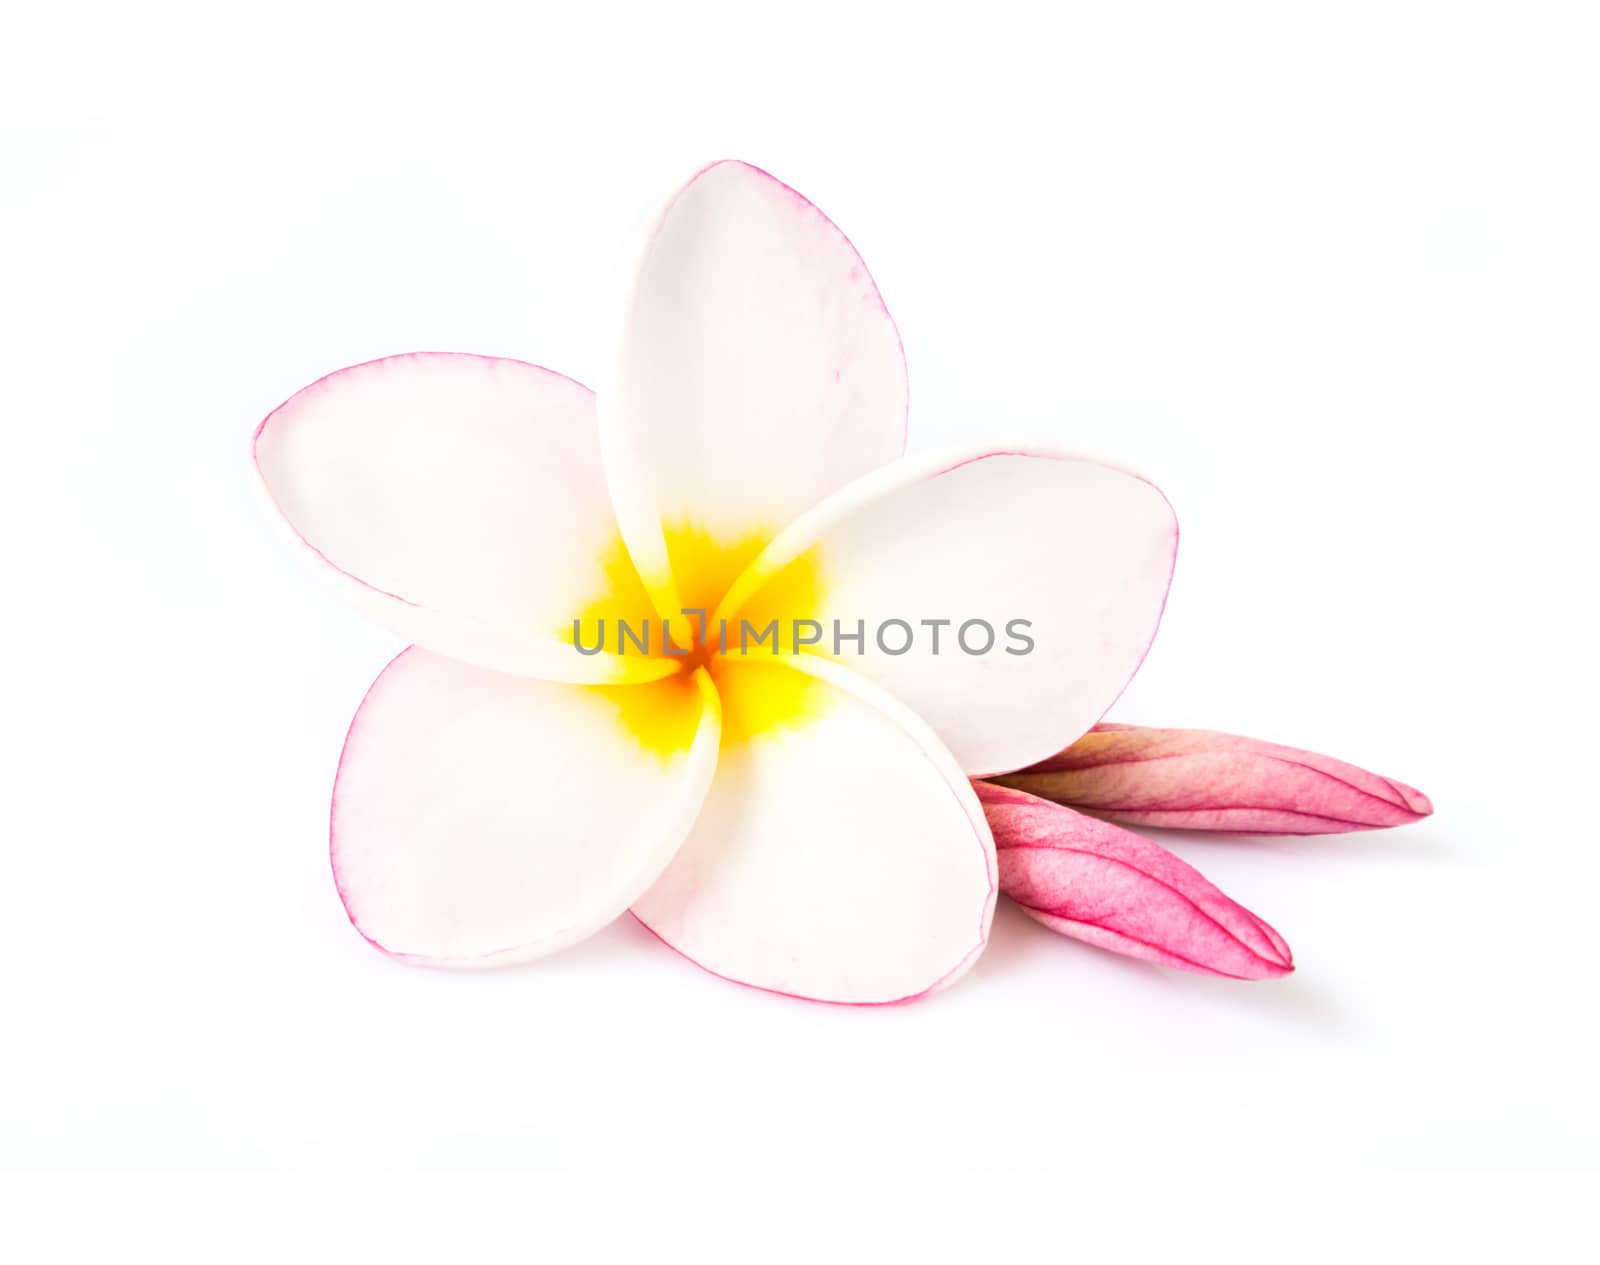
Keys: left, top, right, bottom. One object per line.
{"left": 3, "top": 0, "right": 1596, "bottom": 1218}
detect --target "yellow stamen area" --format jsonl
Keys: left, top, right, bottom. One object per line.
{"left": 714, "top": 658, "right": 829, "bottom": 747}
{"left": 588, "top": 671, "right": 707, "bottom": 762}
{"left": 569, "top": 523, "right": 831, "bottom": 757}
{"left": 563, "top": 534, "right": 660, "bottom": 659}
{"left": 729, "top": 543, "right": 824, "bottom": 649}
{"left": 662, "top": 519, "right": 772, "bottom": 619}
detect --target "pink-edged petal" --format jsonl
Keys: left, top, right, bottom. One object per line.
{"left": 632, "top": 656, "right": 996, "bottom": 1004}
{"left": 331, "top": 649, "right": 719, "bottom": 966}
{"left": 975, "top": 782, "right": 1293, "bottom": 980}
{"left": 255, "top": 352, "right": 669, "bottom": 684}
{"left": 996, "top": 723, "right": 1434, "bottom": 835}
{"left": 719, "top": 447, "right": 1177, "bottom": 777}
{"left": 600, "top": 160, "right": 907, "bottom": 615}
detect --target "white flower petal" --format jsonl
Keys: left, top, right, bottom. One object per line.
{"left": 332, "top": 650, "right": 719, "bottom": 965}
{"left": 601, "top": 161, "right": 907, "bottom": 615}
{"left": 632, "top": 656, "right": 996, "bottom": 1004}
{"left": 255, "top": 352, "right": 669, "bottom": 683}
{"left": 720, "top": 448, "right": 1178, "bottom": 776}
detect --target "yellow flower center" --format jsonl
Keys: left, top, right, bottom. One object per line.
{"left": 568, "top": 523, "right": 829, "bottom": 755}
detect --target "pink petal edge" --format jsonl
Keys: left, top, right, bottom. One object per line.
{"left": 974, "top": 782, "right": 1294, "bottom": 980}
{"left": 629, "top": 911, "right": 989, "bottom": 1008}
{"left": 992, "top": 723, "right": 1433, "bottom": 835}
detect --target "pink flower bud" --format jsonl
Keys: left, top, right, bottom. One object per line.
{"left": 976, "top": 782, "right": 1293, "bottom": 979}
{"left": 993, "top": 724, "right": 1433, "bottom": 835}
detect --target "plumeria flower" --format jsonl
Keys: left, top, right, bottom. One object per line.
{"left": 255, "top": 160, "right": 1429, "bottom": 1002}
